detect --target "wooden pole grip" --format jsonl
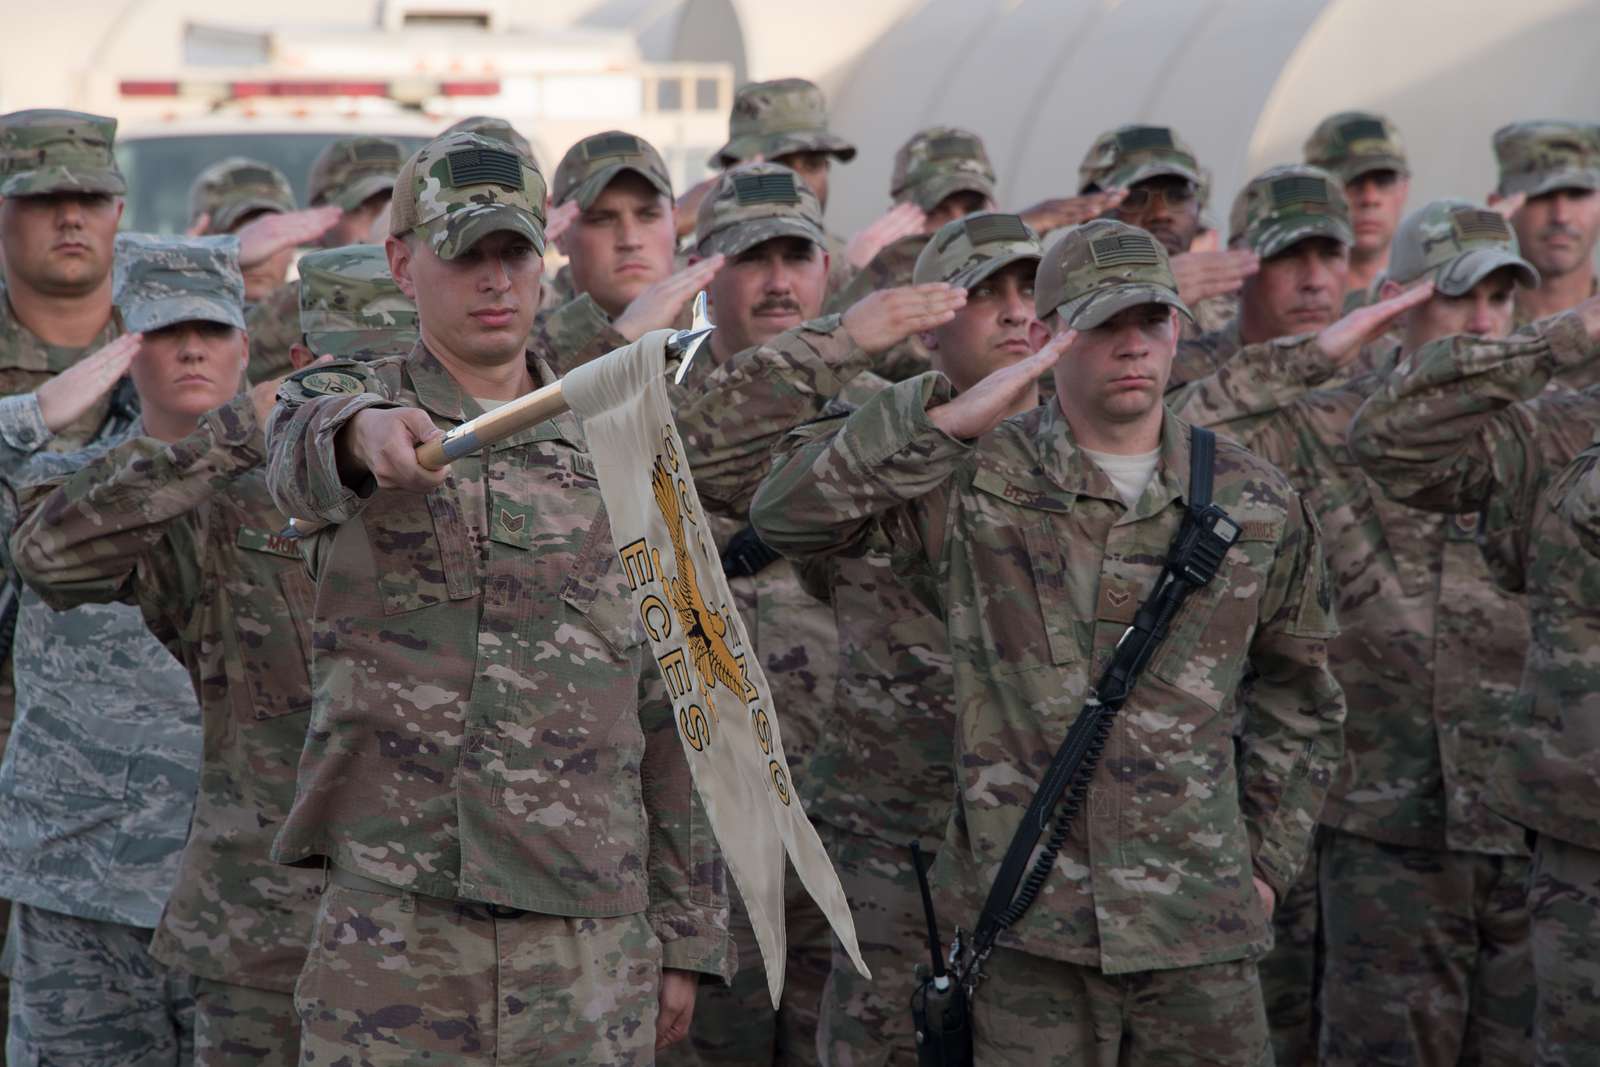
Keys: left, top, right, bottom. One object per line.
{"left": 414, "top": 380, "right": 570, "bottom": 470}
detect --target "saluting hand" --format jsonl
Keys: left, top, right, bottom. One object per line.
{"left": 1017, "top": 189, "right": 1128, "bottom": 234}
{"left": 614, "top": 256, "right": 726, "bottom": 342}
{"left": 674, "top": 174, "right": 719, "bottom": 240}
{"left": 337, "top": 407, "right": 449, "bottom": 494}
{"left": 927, "top": 330, "right": 1069, "bottom": 440}
{"left": 1170, "top": 249, "right": 1260, "bottom": 307}
{"left": 846, "top": 202, "right": 928, "bottom": 269}
{"left": 544, "top": 200, "right": 580, "bottom": 247}
{"left": 842, "top": 283, "right": 967, "bottom": 356}
{"left": 1316, "top": 281, "right": 1434, "bottom": 370}
{"left": 236, "top": 205, "right": 343, "bottom": 269}
{"left": 35, "top": 333, "right": 143, "bottom": 433}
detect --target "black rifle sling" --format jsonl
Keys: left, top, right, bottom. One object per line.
{"left": 968, "top": 427, "right": 1223, "bottom": 960}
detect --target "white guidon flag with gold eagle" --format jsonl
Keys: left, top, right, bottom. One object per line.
{"left": 563, "top": 330, "right": 868, "bottom": 1006}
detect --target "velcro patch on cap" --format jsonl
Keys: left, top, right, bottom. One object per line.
{"left": 1339, "top": 118, "right": 1389, "bottom": 144}
{"left": 733, "top": 171, "right": 799, "bottom": 205}
{"left": 228, "top": 165, "right": 279, "bottom": 186}
{"left": 583, "top": 132, "right": 644, "bottom": 160}
{"left": 927, "top": 134, "right": 979, "bottom": 160}
{"left": 962, "top": 214, "right": 1030, "bottom": 247}
{"left": 1451, "top": 208, "right": 1511, "bottom": 243}
{"left": 1271, "top": 175, "right": 1332, "bottom": 208}
{"left": 1116, "top": 126, "right": 1175, "bottom": 153}
{"left": 355, "top": 141, "right": 402, "bottom": 163}
{"left": 1090, "top": 231, "right": 1160, "bottom": 268}
{"left": 446, "top": 148, "right": 524, "bottom": 190}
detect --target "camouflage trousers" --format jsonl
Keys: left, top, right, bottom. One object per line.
{"left": 1528, "top": 834, "right": 1600, "bottom": 1066}
{"left": 817, "top": 824, "right": 944, "bottom": 1067}
{"left": 194, "top": 978, "right": 298, "bottom": 1067}
{"left": 3, "top": 902, "right": 196, "bottom": 1066}
{"left": 294, "top": 874, "right": 662, "bottom": 1066}
{"left": 1317, "top": 829, "right": 1533, "bottom": 1066}
{"left": 971, "top": 948, "right": 1270, "bottom": 1066}
{"left": 659, "top": 871, "right": 832, "bottom": 1067}
{"left": 1259, "top": 829, "right": 1322, "bottom": 1067}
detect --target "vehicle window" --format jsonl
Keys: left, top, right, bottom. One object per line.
{"left": 115, "top": 133, "right": 430, "bottom": 234}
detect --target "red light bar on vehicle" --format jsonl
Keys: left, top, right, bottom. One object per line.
{"left": 439, "top": 81, "right": 499, "bottom": 96}
{"left": 119, "top": 81, "right": 182, "bottom": 97}
{"left": 119, "top": 78, "right": 502, "bottom": 100}
{"left": 231, "top": 81, "right": 391, "bottom": 98}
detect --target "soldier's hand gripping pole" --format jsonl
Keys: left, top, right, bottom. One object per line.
{"left": 414, "top": 292, "right": 715, "bottom": 470}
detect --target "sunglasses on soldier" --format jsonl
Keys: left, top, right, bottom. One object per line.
{"left": 1115, "top": 177, "right": 1198, "bottom": 213}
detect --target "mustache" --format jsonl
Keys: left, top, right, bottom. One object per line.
{"left": 1538, "top": 223, "right": 1583, "bottom": 241}
{"left": 752, "top": 297, "right": 802, "bottom": 315}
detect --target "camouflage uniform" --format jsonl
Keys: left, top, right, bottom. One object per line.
{"left": 1172, "top": 200, "right": 1547, "bottom": 1066}
{"left": 821, "top": 128, "right": 998, "bottom": 383}
{"left": 246, "top": 136, "right": 404, "bottom": 383}
{"left": 0, "top": 240, "right": 212, "bottom": 1066}
{"left": 1492, "top": 122, "right": 1600, "bottom": 327}
{"left": 655, "top": 163, "right": 845, "bottom": 1067}
{"left": 753, "top": 221, "right": 1344, "bottom": 1066}
{"left": 1350, "top": 306, "right": 1600, "bottom": 1067}
{"left": 1181, "top": 161, "right": 1357, "bottom": 1067}
{"left": 295, "top": 244, "right": 418, "bottom": 360}
{"left": 188, "top": 156, "right": 296, "bottom": 235}
{"left": 1079, "top": 124, "right": 1236, "bottom": 337}
{"left": 710, "top": 79, "right": 858, "bottom": 298}
{"left": 803, "top": 215, "right": 1042, "bottom": 1067}
{"left": 265, "top": 132, "right": 728, "bottom": 1066}
{"left": 11, "top": 241, "right": 415, "bottom": 1067}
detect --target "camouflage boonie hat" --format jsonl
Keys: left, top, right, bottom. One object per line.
{"left": 390, "top": 131, "right": 547, "bottom": 260}
{"left": 188, "top": 157, "right": 295, "bottom": 234}
{"left": 1493, "top": 121, "right": 1600, "bottom": 198}
{"left": 694, "top": 163, "right": 826, "bottom": 258}
{"left": 1304, "top": 111, "right": 1409, "bottom": 183}
{"left": 1078, "top": 125, "right": 1202, "bottom": 194}
{"left": 552, "top": 131, "right": 673, "bottom": 210}
{"left": 113, "top": 233, "right": 245, "bottom": 334}
{"left": 0, "top": 109, "right": 125, "bottom": 197}
{"left": 912, "top": 212, "right": 1040, "bottom": 289}
{"left": 710, "top": 78, "right": 856, "bottom": 169}
{"left": 891, "top": 127, "right": 997, "bottom": 213}
{"left": 1034, "top": 219, "right": 1191, "bottom": 329}
{"left": 1388, "top": 199, "right": 1539, "bottom": 297}
{"left": 1233, "top": 164, "right": 1353, "bottom": 258}
{"left": 442, "top": 115, "right": 538, "bottom": 169}
{"left": 297, "top": 244, "right": 419, "bottom": 358}
{"left": 307, "top": 136, "right": 404, "bottom": 211}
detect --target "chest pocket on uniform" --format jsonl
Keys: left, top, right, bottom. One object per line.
{"left": 559, "top": 505, "right": 646, "bottom": 659}
{"left": 1148, "top": 517, "right": 1281, "bottom": 712}
{"left": 232, "top": 526, "right": 316, "bottom": 721}
{"left": 365, "top": 481, "right": 476, "bottom": 615}
{"left": 970, "top": 469, "right": 1085, "bottom": 674}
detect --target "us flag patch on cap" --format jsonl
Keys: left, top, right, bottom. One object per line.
{"left": 1090, "top": 231, "right": 1160, "bottom": 268}
{"left": 1451, "top": 208, "right": 1511, "bottom": 243}
{"left": 1271, "top": 175, "right": 1332, "bottom": 208}
{"left": 446, "top": 148, "right": 524, "bottom": 190}
{"left": 733, "top": 171, "right": 799, "bottom": 205}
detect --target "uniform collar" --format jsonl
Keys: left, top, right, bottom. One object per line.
{"left": 1033, "top": 400, "right": 1192, "bottom": 520}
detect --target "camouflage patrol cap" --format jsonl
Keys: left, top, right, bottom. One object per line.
{"left": 1233, "top": 164, "right": 1353, "bottom": 259}
{"left": 552, "top": 130, "right": 673, "bottom": 210}
{"left": 307, "top": 136, "right": 404, "bottom": 211}
{"left": 1034, "top": 219, "right": 1192, "bottom": 329}
{"left": 891, "top": 127, "right": 997, "bottom": 213}
{"left": 390, "top": 131, "right": 547, "bottom": 260}
{"left": 1304, "top": 111, "right": 1409, "bottom": 183}
{"left": 187, "top": 157, "right": 295, "bottom": 235}
{"left": 912, "top": 212, "right": 1040, "bottom": 289}
{"left": 1493, "top": 121, "right": 1600, "bottom": 198}
{"left": 113, "top": 233, "right": 245, "bottom": 334}
{"left": 694, "top": 162, "right": 826, "bottom": 258}
{"left": 1387, "top": 199, "right": 1539, "bottom": 297}
{"left": 441, "top": 115, "right": 538, "bottom": 169}
{"left": 1078, "top": 125, "right": 1202, "bottom": 194}
{"left": 0, "top": 109, "right": 125, "bottom": 197}
{"left": 710, "top": 78, "right": 856, "bottom": 169}
{"left": 297, "top": 244, "right": 418, "bottom": 358}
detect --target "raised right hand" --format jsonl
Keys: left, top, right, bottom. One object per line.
{"left": 842, "top": 284, "right": 967, "bottom": 355}
{"left": 613, "top": 256, "right": 726, "bottom": 341}
{"left": 1170, "top": 249, "right": 1259, "bottom": 306}
{"left": 674, "top": 175, "right": 719, "bottom": 240}
{"left": 338, "top": 407, "right": 448, "bottom": 493}
{"left": 927, "top": 331, "right": 1069, "bottom": 440}
{"left": 236, "top": 205, "right": 342, "bottom": 268}
{"left": 1316, "top": 281, "right": 1434, "bottom": 369}
{"left": 36, "top": 333, "right": 143, "bottom": 432}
